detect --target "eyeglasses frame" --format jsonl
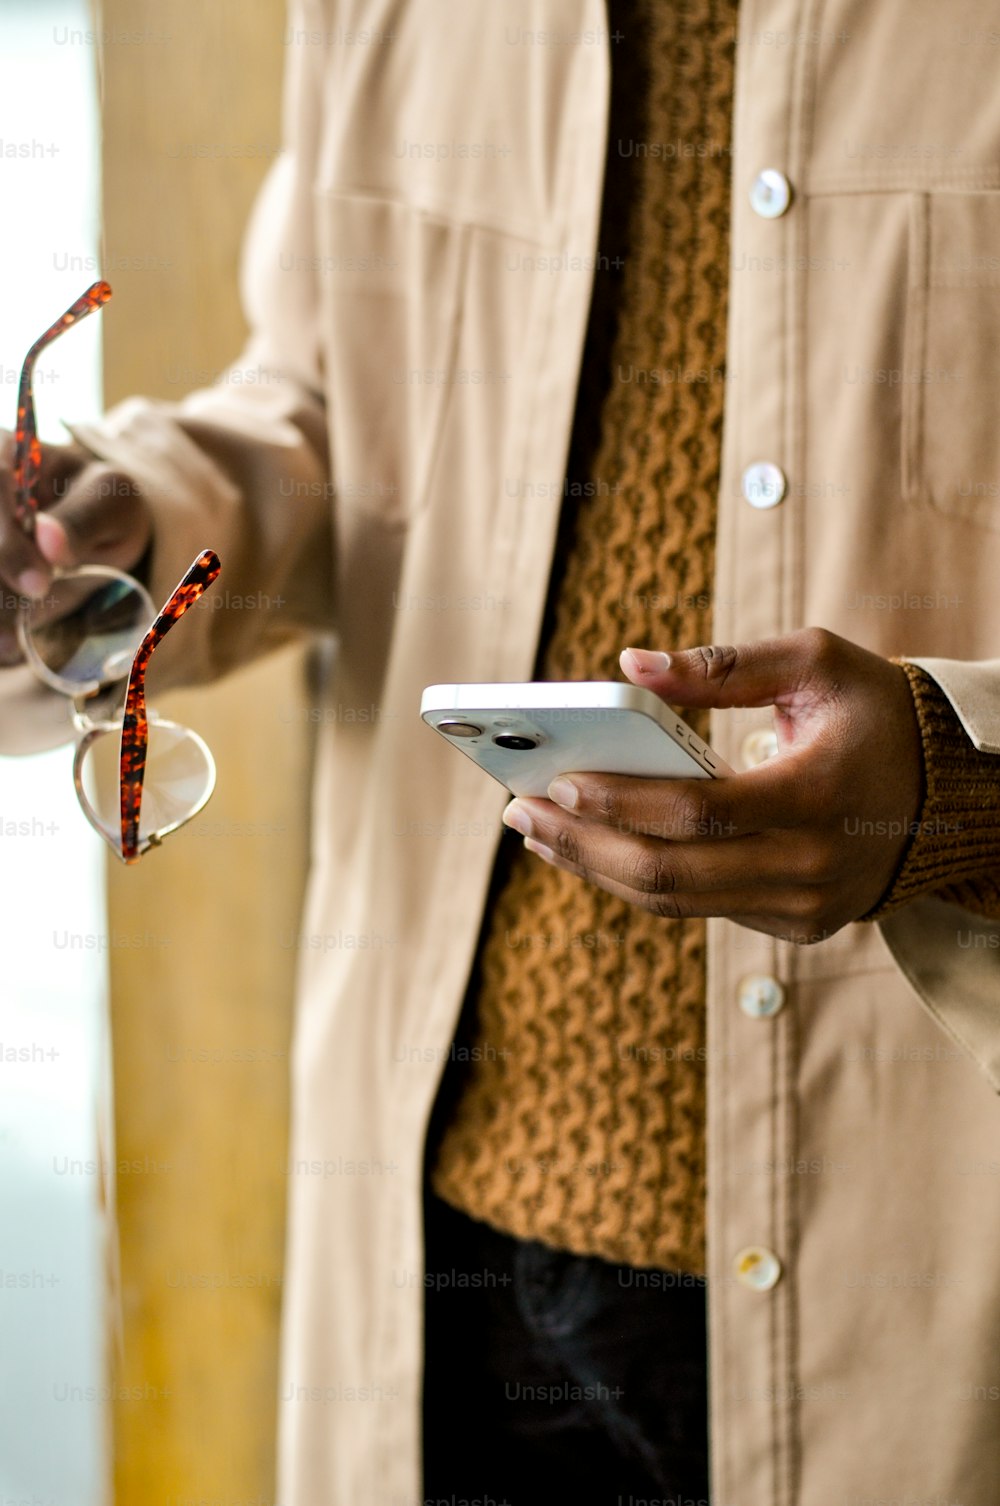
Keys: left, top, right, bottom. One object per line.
{"left": 12, "top": 280, "right": 221, "bottom": 862}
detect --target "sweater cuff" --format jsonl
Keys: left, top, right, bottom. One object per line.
{"left": 865, "top": 662, "right": 1000, "bottom": 922}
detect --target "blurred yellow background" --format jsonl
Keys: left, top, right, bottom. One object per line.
{"left": 101, "top": 1, "right": 312, "bottom": 1498}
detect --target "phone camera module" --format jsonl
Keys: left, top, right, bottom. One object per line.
{"left": 492, "top": 733, "right": 539, "bottom": 751}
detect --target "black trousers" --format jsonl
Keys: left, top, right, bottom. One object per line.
{"left": 422, "top": 1191, "right": 711, "bottom": 1506}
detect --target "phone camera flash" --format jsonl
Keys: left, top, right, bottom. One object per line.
{"left": 438, "top": 720, "right": 483, "bottom": 739}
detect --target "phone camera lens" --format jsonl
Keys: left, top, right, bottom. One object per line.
{"left": 493, "top": 733, "right": 539, "bottom": 751}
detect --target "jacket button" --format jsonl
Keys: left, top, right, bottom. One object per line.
{"left": 750, "top": 168, "right": 792, "bottom": 219}
{"left": 742, "top": 460, "right": 786, "bottom": 509}
{"left": 738, "top": 975, "right": 785, "bottom": 1019}
{"left": 740, "top": 728, "right": 778, "bottom": 768}
{"left": 734, "top": 1246, "right": 783, "bottom": 1291}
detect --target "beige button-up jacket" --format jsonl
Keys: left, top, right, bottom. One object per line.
{"left": 6, "top": 2, "right": 1000, "bottom": 1501}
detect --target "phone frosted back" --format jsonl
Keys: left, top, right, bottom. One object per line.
{"left": 420, "top": 681, "right": 731, "bottom": 797}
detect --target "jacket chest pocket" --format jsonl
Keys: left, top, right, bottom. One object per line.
{"left": 315, "top": 190, "right": 468, "bottom": 526}
{"left": 902, "top": 191, "right": 1000, "bottom": 532}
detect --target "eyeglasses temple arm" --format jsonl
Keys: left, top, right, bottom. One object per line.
{"left": 119, "top": 549, "right": 222, "bottom": 862}
{"left": 13, "top": 281, "right": 113, "bottom": 533}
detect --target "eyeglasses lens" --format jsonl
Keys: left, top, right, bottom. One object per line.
{"left": 21, "top": 571, "right": 154, "bottom": 693}
{"left": 77, "top": 720, "right": 214, "bottom": 858}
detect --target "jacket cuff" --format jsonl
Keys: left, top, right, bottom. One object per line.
{"left": 866, "top": 662, "right": 1000, "bottom": 921}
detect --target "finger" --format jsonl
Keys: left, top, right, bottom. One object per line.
{"left": 543, "top": 760, "right": 815, "bottom": 840}
{"left": 0, "top": 628, "right": 21, "bottom": 666}
{"left": 0, "top": 433, "right": 86, "bottom": 601}
{"left": 40, "top": 462, "right": 150, "bottom": 574}
{"left": 0, "top": 498, "right": 53, "bottom": 604}
{"left": 504, "top": 797, "right": 799, "bottom": 892}
{"left": 0, "top": 454, "right": 149, "bottom": 655}
{"left": 521, "top": 836, "right": 819, "bottom": 932}
{"left": 620, "top": 626, "right": 851, "bottom": 713}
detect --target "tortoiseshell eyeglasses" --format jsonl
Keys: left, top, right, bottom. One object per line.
{"left": 13, "top": 282, "right": 222, "bottom": 863}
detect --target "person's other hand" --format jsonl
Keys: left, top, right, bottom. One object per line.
{"left": 0, "top": 429, "right": 151, "bottom": 665}
{"left": 500, "top": 629, "right": 925, "bottom": 943}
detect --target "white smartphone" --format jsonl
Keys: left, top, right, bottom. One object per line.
{"left": 419, "top": 681, "right": 732, "bottom": 797}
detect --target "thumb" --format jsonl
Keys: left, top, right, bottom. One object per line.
{"left": 39, "top": 461, "right": 151, "bottom": 577}
{"left": 620, "top": 631, "right": 840, "bottom": 711}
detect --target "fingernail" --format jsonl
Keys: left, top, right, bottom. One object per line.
{"left": 547, "top": 778, "right": 578, "bottom": 810}
{"left": 502, "top": 802, "right": 532, "bottom": 838}
{"left": 622, "top": 647, "right": 672, "bottom": 675}
{"left": 16, "top": 569, "right": 51, "bottom": 599}
{"left": 524, "top": 839, "right": 556, "bottom": 862}
{"left": 34, "top": 512, "right": 68, "bottom": 566}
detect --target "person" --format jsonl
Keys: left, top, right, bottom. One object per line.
{"left": 2, "top": 2, "right": 1000, "bottom": 1502}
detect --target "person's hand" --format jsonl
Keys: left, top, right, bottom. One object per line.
{"left": 501, "top": 629, "right": 925, "bottom": 944}
{"left": 0, "top": 429, "right": 151, "bottom": 665}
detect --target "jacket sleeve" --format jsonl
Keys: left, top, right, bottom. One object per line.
{"left": 1, "top": 0, "right": 333, "bottom": 754}
{"left": 876, "top": 657, "right": 1000, "bottom": 1094}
